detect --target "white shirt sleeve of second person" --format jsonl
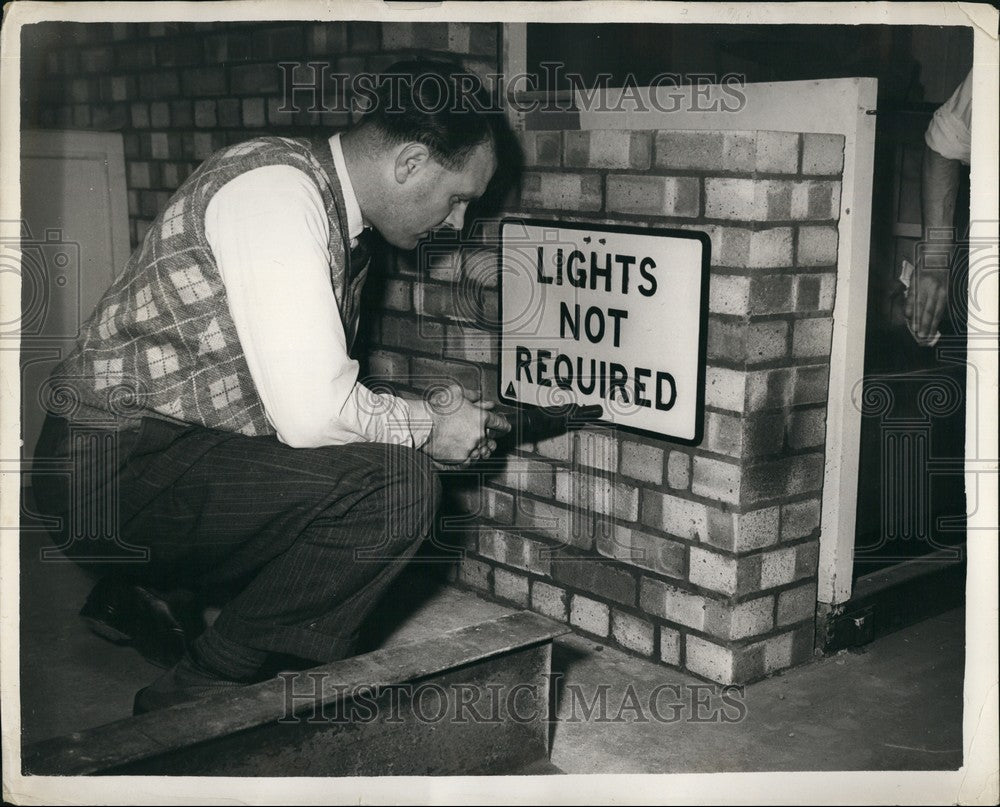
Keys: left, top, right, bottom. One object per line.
{"left": 925, "top": 70, "right": 973, "bottom": 166}
{"left": 204, "top": 164, "right": 433, "bottom": 449}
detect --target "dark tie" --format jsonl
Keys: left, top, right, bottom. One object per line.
{"left": 349, "top": 229, "right": 372, "bottom": 273}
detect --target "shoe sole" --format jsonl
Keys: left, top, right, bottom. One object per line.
{"left": 80, "top": 615, "right": 132, "bottom": 645}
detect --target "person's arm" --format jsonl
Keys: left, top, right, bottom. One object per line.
{"left": 907, "top": 70, "right": 972, "bottom": 342}
{"left": 205, "top": 164, "right": 433, "bottom": 448}
{"left": 905, "top": 146, "right": 960, "bottom": 341}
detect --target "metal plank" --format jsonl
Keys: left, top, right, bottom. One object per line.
{"left": 23, "top": 611, "right": 567, "bottom": 776}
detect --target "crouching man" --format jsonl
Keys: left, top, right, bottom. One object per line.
{"left": 32, "top": 59, "right": 509, "bottom": 714}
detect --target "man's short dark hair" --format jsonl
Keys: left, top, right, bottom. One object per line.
{"left": 359, "top": 59, "right": 501, "bottom": 169}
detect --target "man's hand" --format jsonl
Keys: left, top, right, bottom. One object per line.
{"left": 904, "top": 260, "right": 950, "bottom": 343}
{"left": 423, "top": 383, "right": 509, "bottom": 467}
{"left": 908, "top": 144, "right": 960, "bottom": 344}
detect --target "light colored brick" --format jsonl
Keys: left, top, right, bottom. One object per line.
{"left": 502, "top": 456, "right": 556, "bottom": 497}
{"left": 798, "top": 225, "right": 839, "bottom": 266}
{"left": 688, "top": 546, "right": 739, "bottom": 595}
{"left": 705, "top": 366, "right": 746, "bottom": 412}
{"left": 818, "top": 274, "right": 837, "bottom": 310}
{"left": 748, "top": 320, "right": 789, "bottom": 363}
{"left": 654, "top": 131, "right": 755, "bottom": 172}
{"left": 763, "top": 631, "right": 794, "bottom": 673}
{"left": 570, "top": 594, "right": 610, "bottom": 637}
{"left": 535, "top": 432, "right": 572, "bottom": 461}
{"left": 606, "top": 175, "right": 699, "bottom": 217}
{"left": 639, "top": 578, "right": 708, "bottom": 630}
{"left": 792, "top": 317, "right": 834, "bottom": 358}
{"left": 659, "top": 493, "right": 709, "bottom": 541}
{"left": 532, "top": 581, "right": 569, "bottom": 621}
{"left": 484, "top": 487, "right": 515, "bottom": 524}
{"left": 735, "top": 507, "right": 781, "bottom": 552}
{"left": 702, "top": 226, "right": 750, "bottom": 268}
{"left": 754, "top": 131, "right": 799, "bottom": 174}
{"left": 777, "top": 581, "right": 818, "bottom": 626}
{"left": 760, "top": 547, "right": 797, "bottom": 588}
{"left": 707, "top": 179, "right": 840, "bottom": 222}
{"left": 619, "top": 441, "right": 663, "bottom": 484}
{"left": 522, "top": 172, "right": 602, "bottom": 212}
{"left": 704, "top": 411, "right": 743, "bottom": 457}
{"left": 459, "top": 556, "right": 491, "bottom": 591}
{"left": 659, "top": 626, "right": 681, "bottom": 665}
{"left": 802, "top": 133, "right": 845, "bottom": 175}
{"left": 748, "top": 227, "right": 794, "bottom": 268}
{"left": 705, "top": 178, "right": 790, "bottom": 221}
{"left": 479, "top": 528, "right": 551, "bottom": 576}
{"left": 685, "top": 635, "right": 735, "bottom": 684}
{"left": 493, "top": 567, "right": 530, "bottom": 607}
{"left": 709, "top": 274, "right": 751, "bottom": 316}
{"left": 565, "top": 130, "right": 648, "bottom": 169}
{"left": 599, "top": 524, "right": 686, "bottom": 579}
{"left": 576, "top": 430, "right": 618, "bottom": 473}
{"left": 730, "top": 596, "right": 775, "bottom": 639}
{"left": 666, "top": 450, "right": 691, "bottom": 490}
{"left": 692, "top": 456, "right": 741, "bottom": 505}
{"left": 611, "top": 610, "right": 655, "bottom": 656}
{"left": 519, "top": 498, "right": 591, "bottom": 551}
{"left": 556, "top": 470, "right": 639, "bottom": 521}
{"left": 781, "top": 498, "right": 822, "bottom": 541}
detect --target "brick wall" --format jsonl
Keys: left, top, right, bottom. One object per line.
{"left": 23, "top": 20, "right": 500, "bottom": 248}
{"left": 376, "top": 126, "right": 846, "bottom": 685}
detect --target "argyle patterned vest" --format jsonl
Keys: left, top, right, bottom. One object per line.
{"left": 47, "top": 136, "right": 369, "bottom": 436}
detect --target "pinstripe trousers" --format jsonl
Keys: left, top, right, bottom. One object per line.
{"left": 32, "top": 413, "right": 441, "bottom": 666}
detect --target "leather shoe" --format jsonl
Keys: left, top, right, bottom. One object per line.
{"left": 133, "top": 653, "right": 247, "bottom": 714}
{"left": 79, "top": 576, "right": 204, "bottom": 669}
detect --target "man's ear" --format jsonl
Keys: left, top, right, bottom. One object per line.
{"left": 393, "top": 142, "right": 431, "bottom": 185}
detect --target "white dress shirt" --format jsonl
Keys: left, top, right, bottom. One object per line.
{"left": 204, "top": 134, "right": 432, "bottom": 449}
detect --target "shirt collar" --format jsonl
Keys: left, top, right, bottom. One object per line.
{"left": 328, "top": 133, "right": 365, "bottom": 243}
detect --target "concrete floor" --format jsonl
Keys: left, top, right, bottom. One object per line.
{"left": 18, "top": 529, "right": 964, "bottom": 773}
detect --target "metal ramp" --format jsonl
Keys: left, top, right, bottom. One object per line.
{"left": 22, "top": 611, "right": 567, "bottom": 777}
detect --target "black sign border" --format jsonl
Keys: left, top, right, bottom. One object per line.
{"left": 497, "top": 216, "right": 710, "bottom": 448}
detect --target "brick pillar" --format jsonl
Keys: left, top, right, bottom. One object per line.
{"left": 430, "top": 127, "right": 846, "bottom": 685}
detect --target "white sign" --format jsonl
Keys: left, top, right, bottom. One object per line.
{"left": 499, "top": 219, "right": 709, "bottom": 443}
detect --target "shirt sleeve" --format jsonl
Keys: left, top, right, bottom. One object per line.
{"left": 925, "top": 70, "right": 973, "bottom": 165}
{"left": 204, "top": 164, "right": 433, "bottom": 449}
